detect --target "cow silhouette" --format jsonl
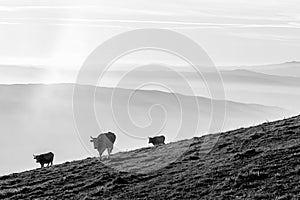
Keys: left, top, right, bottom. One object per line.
{"left": 90, "top": 132, "right": 116, "bottom": 159}
{"left": 149, "top": 135, "right": 165, "bottom": 146}
{"left": 33, "top": 152, "right": 54, "bottom": 168}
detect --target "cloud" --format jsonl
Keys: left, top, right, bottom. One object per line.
{"left": 0, "top": 0, "right": 299, "bottom": 67}
{"left": 1, "top": 17, "right": 300, "bottom": 30}
{"left": 227, "top": 31, "right": 300, "bottom": 43}
{"left": 0, "top": 0, "right": 299, "bottom": 31}
{"left": 0, "top": 21, "right": 21, "bottom": 25}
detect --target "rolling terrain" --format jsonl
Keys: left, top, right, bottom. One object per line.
{"left": 0, "top": 115, "right": 299, "bottom": 199}
{"left": 1, "top": 62, "right": 299, "bottom": 112}
{"left": 240, "top": 61, "right": 300, "bottom": 78}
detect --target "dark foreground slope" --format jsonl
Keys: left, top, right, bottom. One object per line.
{"left": 1, "top": 115, "right": 299, "bottom": 200}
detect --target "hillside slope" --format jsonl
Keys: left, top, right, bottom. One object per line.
{"left": 0, "top": 84, "right": 291, "bottom": 176}
{"left": 0, "top": 115, "right": 299, "bottom": 199}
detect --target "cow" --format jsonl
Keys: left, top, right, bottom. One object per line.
{"left": 33, "top": 152, "right": 54, "bottom": 168}
{"left": 90, "top": 132, "right": 116, "bottom": 159}
{"left": 148, "top": 135, "right": 165, "bottom": 146}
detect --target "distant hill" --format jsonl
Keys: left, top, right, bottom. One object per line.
{"left": 0, "top": 115, "right": 299, "bottom": 199}
{"left": 93, "top": 68, "right": 300, "bottom": 112}
{"left": 100, "top": 67, "right": 300, "bottom": 87}
{"left": 0, "top": 65, "right": 75, "bottom": 84}
{"left": 0, "top": 63, "right": 299, "bottom": 112}
{"left": 0, "top": 83, "right": 291, "bottom": 176}
{"left": 224, "top": 61, "right": 300, "bottom": 78}
{"left": 219, "top": 69, "right": 300, "bottom": 87}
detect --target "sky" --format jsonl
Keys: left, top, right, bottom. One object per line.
{"left": 0, "top": 0, "right": 300, "bottom": 71}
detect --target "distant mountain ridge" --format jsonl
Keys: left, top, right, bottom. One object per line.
{"left": 0, "top": 61, "right": 299, "bottom": 83}
{"left": 219, "top": 69, "right": 300, "bottom": 86}
{"left": 225, "top": 61, "right": 300, "bottom": 78}
{"left": 0, "top": 62, "right": 299, "bottom": 112}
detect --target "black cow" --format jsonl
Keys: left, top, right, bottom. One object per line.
{"left": 148, "top": 135, "right": 165, "bottom": 146}
{"left": 33, "top": 152, "right": 54, "bottom": 168}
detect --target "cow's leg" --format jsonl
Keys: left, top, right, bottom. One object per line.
{"left": 98, "top": 148, "right": 105, "bottom": 160}
{"left": 50, "top": 161, "right": 53, "bottom": 166}
{"left": 41, "top": 163, "right": 44, "bottom": 168}
{"left": 107, "top": 148, "right": 110, "bottom": 159}
{"left": 107, "top": 147, "right": 113, "bottom": 159}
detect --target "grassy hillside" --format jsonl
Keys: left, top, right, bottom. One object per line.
{"left": 0, "top": 84, "right": 291, "bottom": 176}
{"left": 0, "top": 115, "right": 299, "bottom": 199}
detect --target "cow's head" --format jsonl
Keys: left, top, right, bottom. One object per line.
{"left": 33, "top": 155, "right": 40, "bottom": 163}
{"left": 90, "top": 136, "right": 97, "bottom": 149}
{"left": 148, "top": 137, "right": 153, "bottom": 144}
